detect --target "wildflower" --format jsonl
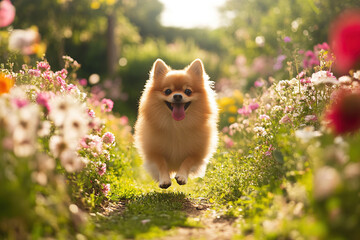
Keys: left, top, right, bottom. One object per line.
{"left": 101, "top": 98, "right": 114, "bottom": 112}
{"left": 49, "top": 95, "right": 80, "bottom": 126}
{"left": 238, "top": 106, "right": 252, "bottom": 116}
{"left": 12, "top": 98, "right": 28, "bottom": 108}
{"left": 0, "top": 72, "right": 14, "bottom": 95}
{"left": 283, "top": 36, "right": 291, "bottom": 43}
{"left": 259, "top": 114, "right": 270, "bottom": 120}
{"left": 253, "top": 126, "right": 267, "bottom": 136}
{"left": 249, "top": 101, "right": 259, "bottom": 110}
{"left": 254, "top": 79, "right": 264, "bottom": 87}
{"left": 102, "top": 183, "right": 110, "bottom": 196}
{"left": 311, "top": 71, "right": 338, "bottom": 85}
{"left": 78, "top": 78, "right": 87, "bottom": 86}
{"left": 338, "top": 75, "right": 352, "bottom": 84}
{"left": 28, "top": 69, "right": 41, "bottom": 77}
{"left": 49, "top": 135, "right": 68, "bottom": 158}
{"left": 97, "top": 162, "right": 106, "bottom": 176}
{"left": 87, "top": 108, "right": 95, "bottom": 118}
{"left": 102, "top": 132, "right": 115, "bottom": 144}
{"left": 60, "top": 149, "right": 84, "bottom": 173}
{"left": 354, "top": 70, "right": 360, "bottom": 80}
{"left": 0, "top": 0, "right": 15, "bottom": 28}
{"left": 223, "top": 135, "right": 234, "bottom": 148}
{"left": 329, "top": 10, "right": 360, "bottom": 73}
{"left": 264, "top": 144, "right": 275, "bottom": 156}
{"left": 325, "top": 89, "right": 360, "bottom": 134}
{"left": 295, "top": 126, "right": 322, "bottom": 143}
{"left": 273, "top": 55, "right": 286, "bottom": 70}
{"left": 279, "top": 114, "right": 291, "bottom": 124}
{"left": 37, "top": 61, "right": 50, "bottom": 72}
{"left": 313, "top": 166, "right": 341, "bottom": 200}
{"left": 304, "top": 115, "right": 317, "bottom": 122}
{"left": 36, "top": 91, "right": 52, "bottom": 112}
{"left": 87, "top": 134, "right": 103, "bottom": 156}
{"left": 62, "top": 109, "right": 89, "bottom": 145}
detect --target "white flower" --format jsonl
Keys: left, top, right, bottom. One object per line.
{"left": 60, "top": 149, "right": 84, "bottom": 173}
{"left": 62, "top": 108, "right": 89, "bottom": 145}
{"left": 354, "top": 70, "right": 360, "bottom": 80}
{"left": 314, "top": 166, "right": 341, "bottom": 200}
{"left": 338, "top": 75, "right": 352, "bottom": 84}
{"left": 295, "top": 126, "right": 322, "bottom": 143}
{"left": 49, "top": 95, "right": 81, "bottom": 126}
{"left": 311, "top": 71, "right": 338, "bottom": 85}
{"left": 49, "top": 135, "right": 69, "bottom": 158}
{"left": 253, "top": 126, "right": 267, "bottom": 136}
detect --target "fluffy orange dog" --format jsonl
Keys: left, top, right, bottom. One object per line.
{"left": 134, "top": 59, "right": 218, "bottom": 189}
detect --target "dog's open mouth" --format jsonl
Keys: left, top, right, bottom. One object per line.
{"left": 165, "top": 101, "right": 191, "bottom": 121}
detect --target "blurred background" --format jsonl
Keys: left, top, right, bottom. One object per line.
{"left": 2, "top": 0, "right": 360, "bottom": 122}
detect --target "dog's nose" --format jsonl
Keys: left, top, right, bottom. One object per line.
{"left": 173, "top": 94, "right": 183, "bottom": 102}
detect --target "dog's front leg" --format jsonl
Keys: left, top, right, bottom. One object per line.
{"left": 175, "top": 156, "right": 199, "bottom": 185}
{"left": 150, "top": 154, "right": 171, "bottom": 189}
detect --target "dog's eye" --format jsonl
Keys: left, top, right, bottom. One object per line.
{"left": 164, "top": 89, "right": 172, "bottom": 95}
{"left": 184, "top": 89, "right": 192, "bottom": 96}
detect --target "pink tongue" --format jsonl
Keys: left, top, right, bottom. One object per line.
{"left": 172, "top": 103, "right": 185, "bottom": 121}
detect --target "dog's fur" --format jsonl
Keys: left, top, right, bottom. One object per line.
{"left": 134, "top": 59, "right": 218, "bottom": 188}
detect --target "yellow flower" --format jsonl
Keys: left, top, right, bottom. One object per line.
{"left": 91, "top": 1, "right": 100, "bottom": 9}
{"left": 0, "top": 73, "right": 14, "bottom": 95}
{"left": 233, "top": 89, "right": 243, "bottom": 104}
{"left": 228, "top": 105, "right": 238, "bottom": 114}
{"left": 228, "top": 116, "right": 236, "bottom": 123}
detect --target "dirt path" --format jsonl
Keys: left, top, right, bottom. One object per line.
{"left": 159, "top": 198, "right": 239, "bottom": 240}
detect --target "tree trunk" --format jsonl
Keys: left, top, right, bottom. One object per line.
{"left": 107, "top": 11, "right": 117, "bottom": 78}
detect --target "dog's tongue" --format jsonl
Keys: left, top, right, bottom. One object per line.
{"left": 172, "top": 103, "right": 185, "bottom": 121}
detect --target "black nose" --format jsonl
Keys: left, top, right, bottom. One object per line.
{"left": 173, "top": 94, "right": 182, "bottom": 102}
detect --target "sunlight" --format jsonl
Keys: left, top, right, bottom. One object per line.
{"left": 158, "top": 0, "right": 227, "bottom": 29}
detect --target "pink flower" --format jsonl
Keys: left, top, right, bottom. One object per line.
{"left": 265, "top": 145, "right": 275, "bottom": 156}
{"left": 0, "top": 0, "right": 15, "bottom": 28}
{"left": 259, "top": 114, "right": 270, "bottom": 120}
{"left": 254, "top": 80, "right": 264, "bottom": 87}
{"left": 249, "top": 101, "right": 259, "bottom": 111}
{"left": 12, "top": 98, "right": 28, "bottom": 108}
{"left": 101, "top": 98, "right": 114, "bottom": 112}
{"left": 238, "top": 106, "right": 252, "bottom": 116}
{"left": 224, "top": 135, "right": 234, "bottom": 148}
{"left": 87, "top": 109, "right": 95, "bottom": 118}
{"left": 102, "top": 183, "right": 110, "bottom": 196}
{"left": 97, "top": 162, "right": 106, "bottom": 176}
{"left": 37, "top": 61, "right": 50, "bottom": 72}
{"left": 305, "top": 115, "right": 317, "bottom": 122}
{"left": 279, "top": 114, "right": 291, "bottom": 124}
{"left": 36, "top": 92, "right": 52, "bottom": 112}
{"left": 284, "top": 36, "right": 291, "bottom": 43}
{"left": 79, "top": 78, "right": 87, "bottom": 86}
{"left": 119, "top": 116, "right": 128, "bottom": 125}
{"left": 28, "top": 69, "right": 41, "bottom": 77}
{"left": 102, "top": 132, "right": 115, "bottom": 144}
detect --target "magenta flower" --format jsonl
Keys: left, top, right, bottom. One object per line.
{"left": 79, "top": 78, "right": 87, "bottom": 86}
{"left": 12, "top": 98, "right": 28, "bottom": 108}
{"left": 119, "top": 116, "right": 129, "bottom": 125}
{"left": 249, "top": 101, "right": 259, "bottom": 111}
{"left": 36, "top": 92, "right": 52, "bottom": 112}
{"left": 37, "top": 61, "right": 50, "bottom": 72}
{"left": 284, "top": 36, "right": 291, "bottom": 43}
{"left": 101, "top": 98, "right": 114, "bottom": 112}
{"left": 87, "top": 108, "right": 95, "bottom": 118}
{"left": 279, "top": 114, "right": 291, "bottom": 124}
{"left": 28, "top": 69, "right": 41, "bottom": 77}
{"left": 102, "top": 132, "right": 115, "bottom": 144}
{"left": 238, "top": 106, "right": 252, "bottom": 116}
{"left": 0, "top": 0, "right": 15, "bottom": 28}
{"left": 254, "top": 80, "right": 264, "bottom": 87}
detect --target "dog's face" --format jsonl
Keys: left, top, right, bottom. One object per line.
{"left": 146, "top": 59, "right": 209, "bottom": 122}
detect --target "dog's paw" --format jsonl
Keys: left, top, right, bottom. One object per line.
{"left": 159, "top": 181, "right": 171, "bottom": 189}
{"left": 175, "top": 174, "right": 187, "bottom": 185}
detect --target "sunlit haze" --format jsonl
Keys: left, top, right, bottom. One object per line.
{"left": 158, "top": 0, "right": 227, "bottom": 29}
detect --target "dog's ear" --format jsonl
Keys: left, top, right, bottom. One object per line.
{"left": 187, "top": 59, "right": 204, "bottom": 78}
{"left": 151, "top": 59, "right": 169, "bottom": 81}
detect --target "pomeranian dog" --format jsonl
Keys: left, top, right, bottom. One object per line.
{"left": 134, "top": 58, "right": 218, "bottom": 189}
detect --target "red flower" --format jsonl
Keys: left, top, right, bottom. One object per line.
{"left": 325, "top": 89, "right": 360, "bottom": 135}
{"left": 329, "top": 10, "right": 360, "bottom": 74}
